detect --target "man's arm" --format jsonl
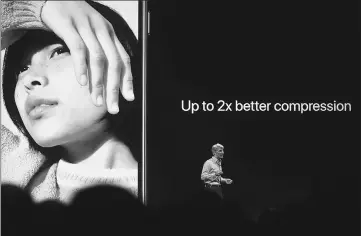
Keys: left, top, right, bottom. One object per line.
{"left": 201, "top": 161, "right": 220, "bottom": 182}
{"left": 220, "top": 177, "right": 233, "bottom": 184}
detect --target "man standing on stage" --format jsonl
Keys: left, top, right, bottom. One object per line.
{"left": 201, "top": 143, "right": 233, "bottom": 199}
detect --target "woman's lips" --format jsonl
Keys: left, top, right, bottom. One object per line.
{"left": 28, "top": 104, "right": 58, "bottom": 120}
{"left": 25, "top": 96, "right": 59, "bottom": 120}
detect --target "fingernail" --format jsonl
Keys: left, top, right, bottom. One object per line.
{"left": 96, "top": 95, "right": 103, "bottom": 106}
{"left": 111, "top": 103, "right": 119, "bottom": 113}
{"left": 80, "top": 74, "right": 87, "bottom": 86}
{"left": 129, "top": 90, "right": 135, "bottom": 101}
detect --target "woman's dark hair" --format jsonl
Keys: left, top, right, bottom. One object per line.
{"left": 2, "top": 1, "right": 141, "bottom": 163}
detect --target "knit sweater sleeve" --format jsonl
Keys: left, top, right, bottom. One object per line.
{"left": 1, "top": 1, "right": 49, "bottom": 49}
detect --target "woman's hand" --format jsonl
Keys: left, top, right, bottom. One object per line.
{"left": 41, "top": 1, "right": 134, "bottom": 114}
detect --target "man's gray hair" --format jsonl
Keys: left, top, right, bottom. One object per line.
{"left": 212, "top": 143, "right": 224, "bottom": 154}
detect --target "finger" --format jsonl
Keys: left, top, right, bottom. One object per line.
{"left": 78, "top": 25, "right": 107, "bottom": 107}
{"left": 58, "top": 24, "right": 88, "bottom": 86}
{"left": 113, "top": 35, "right": 134, "bottom": 101}
{"left": 96, "top": 27, "right": 123, "bottom": 114}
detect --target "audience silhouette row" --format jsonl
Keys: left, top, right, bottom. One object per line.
{"left": 2, "top": 183, "right": 356, "bottom": 236}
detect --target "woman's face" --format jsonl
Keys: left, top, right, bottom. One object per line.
{"left": 14, "top": 34, "right": 108, "bottom": 147}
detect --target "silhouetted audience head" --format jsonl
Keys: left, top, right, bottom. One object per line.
{"left": 2, "top": 184, "right": 35, "bottom": 235}
{"left": 67, "top": 185, "right": 144, "bottom": 235}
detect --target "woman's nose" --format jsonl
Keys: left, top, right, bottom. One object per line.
{"left": 23, "top": 67, "right": 49, "bottom": 90}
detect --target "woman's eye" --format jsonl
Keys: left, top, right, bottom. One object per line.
{"left": 19, "top": 65, "right": 30, "bottom": 74}
{"left": 50, "top": 46, "right": 70, "bottom": 58}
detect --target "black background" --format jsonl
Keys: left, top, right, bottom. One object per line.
{"left": 146, "top": 0, "right": 359, "bottom": 225}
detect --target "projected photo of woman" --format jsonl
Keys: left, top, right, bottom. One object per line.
{"left": 1, "top": 1, "right": 141, "bottom": 204}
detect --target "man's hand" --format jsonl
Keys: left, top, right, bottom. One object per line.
{"left": 41, "top": 1, "right": 134, "bottom": 114}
